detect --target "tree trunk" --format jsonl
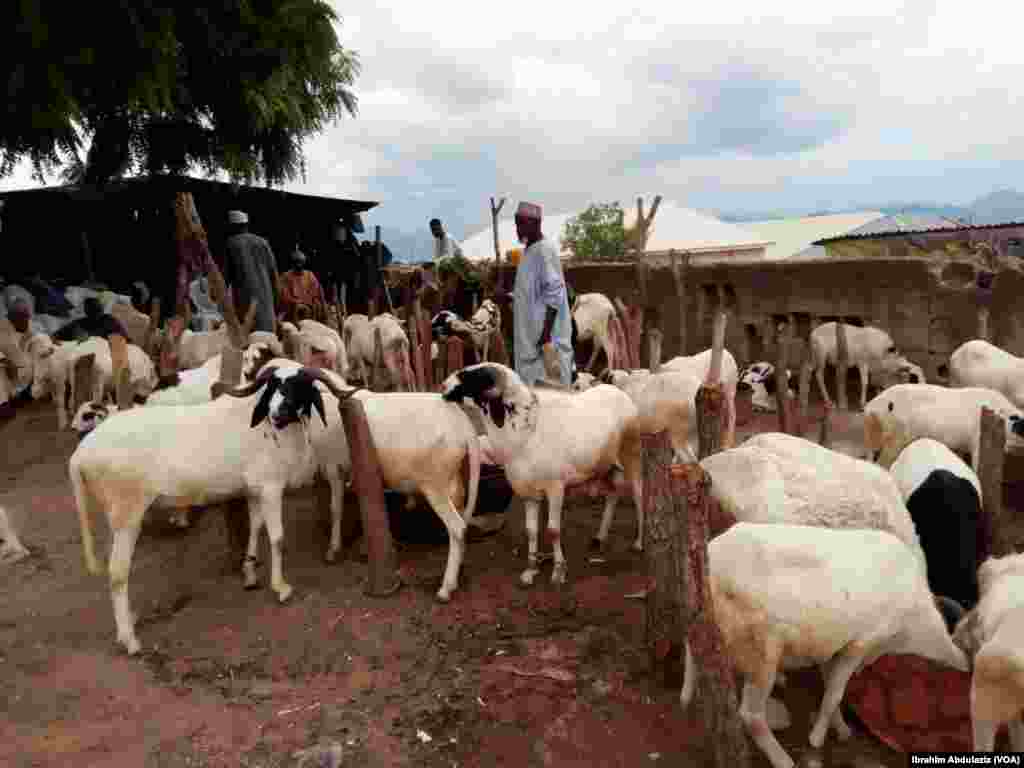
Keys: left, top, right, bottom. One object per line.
{"left": 978, "top": 406, "right": 1008, "bottom": 558}
{"left": 676, "top": 462, "right": 751, "bottom": 768}
{"left": 340, "top": 398, "right": 402, "bottom": 597}
{"left": 642, "top": 431, "right": 688, "bottom": 685}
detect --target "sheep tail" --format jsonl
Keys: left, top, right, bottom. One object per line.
{"left": 463, "top": 428, "right": 481, "bottom": 524}
{"left": 69, "top": 461, "right": 103, "bottom": 575}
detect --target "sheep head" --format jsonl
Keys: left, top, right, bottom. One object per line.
{"left": 71, "top": 400, "right": 116, "bottom": 437}
{"left": 441, "top": 362, "right": 534, "bottom": 435}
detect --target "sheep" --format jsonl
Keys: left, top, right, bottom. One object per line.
{"left": 441, "top": 362, "right": 643, "bottom": 585}
{"left": 738, "top": 362, "right": 794, "bottom": 413}
{"left": 430, "top": 300, "right": 502, "bottom": 363}
{"left": 809, "top": 321, "right": 926, "bottom": 411}
{"left": 27, "top": 335, "right": 112, "bottom": 430}
{"left": 889, "top": 437, "right": 983, "bottom": 611}
{"left": 681, "top": 522, "right": 968, "bottom": 768}
{"left": 279, "top": 319, "right": 349, "bottom": 378}
{"left": 951, "top": 553, "right": 1024, "bottom": 752}
{"left": 0, "top": 505, "right": 29, "bottom": 563}
{"left": 863, "top": 383, "right": 1024, "bottom": 473}
{"left": 949, "top": 339, "right": 1024, "bottom": 410}
{"left": 231, "top": 367, "right": 484, "bottom": 602}
{"left": 109, "top": 302, "right": 152, "bottom": 348}
{"left": 343, "top": 313, "right": 414, "bottom": 391}
{"left": 176, "top": 326, "right": 229, "bottom": 370}
{"left": 572, "top": 292, "right": 617, "bottom": 372}
{"left": 68, "top": 364, "right": 362, "bottom": 655}
{"left": 660, "top": 347, "right": 740, "bottom": 448}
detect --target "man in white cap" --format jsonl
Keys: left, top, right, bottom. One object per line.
{"left": 223, "top": 210, "right": 279, "bottom": 332}
{"left": 511, "top": 201, "right": 573, "bottom": 387}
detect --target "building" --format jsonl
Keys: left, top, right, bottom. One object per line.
{"left": 0, "top": 174, "right": 377, "bottom": 311}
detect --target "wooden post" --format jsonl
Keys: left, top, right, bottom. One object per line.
{"left": 648, "top": 328, "right": 663, "bottom": 374}
{"left": 340, "top": 398, "right": 402, "bottom": 597}
{"left": 670, "top": 251, "right": 690, "bottom": 357}
{"left": 490, "top": 328, "right": 509, "bottom": 367}
{"left": 799, "top": 315, "right": 819, "bottom": 415}
{"left": 674, "top": 462, "right": 751, "bottom": 768}
{"left": 614, "top": 297, "right": 645, "bottom": 370}
{"left": 339, "top": 282, "right": 348, "bottom": 322}
{"left": 835, "top": 318, "right": 850, "bottom": 412}
{"left": 708, "top": 312, "right": 727, "bottom": 387}
{"left": 408, "top": 293, "right": 423, "bottom": 391}
{"left": 819, "top": 401, "right": 833, "bottom": 448}
{"left": 446, "top": 336, "right": 465, "bottom": 378}
{"left": 978, "top": 406, "right": 1008, "bottom": 558}
{"left": 775, "top": 320, "right": 793, "bottom": 435}
{"left": 419, "top": 305, "right": 434, "bottom": 391}
{"left": 642, "top": 430, "right": 688, "bottom": 684}
{"left": 490, "top": 197, "right": 506, "bottom": 266}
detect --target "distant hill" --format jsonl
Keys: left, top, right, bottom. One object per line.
{"left": 967, "top": 189, "right": 1024, "bottom": 225}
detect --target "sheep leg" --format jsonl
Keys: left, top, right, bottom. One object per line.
{"left": 325, "top": 465, "right": 346, "bottom": 563}
{"left": 243, "top": 496, "right": 265, "bottom": 590}
{"left": 814, "top": 363, "right": 832, "bottom": 407}
{"left": 0, "top": 506, "right": 29, "bottom": 563}
{"left": 809, "top": 651, "right": 866, "bottom": 749}
{"left": 593, "top": 494, "right": 618, "bottom": 553}
{"left": 818, "top": 658, "right": 853, "bottom": 740}
{"left": 681, "top": 640, "right": 697, "bottom": 707}
{"left": 724, "top": 381, "right": 738, "bottom": 449}
{"left": 972, "top": 713, "right": 998, "bottom": 752}
{"left": 520, "top": 498, "right": 542, "bottom": 587}
{"left": 110, "top": 525, "right": 142, "bottom": 655}
{"left": 1007, "top": 716, "right": 1024, "bottom": 751}
{"left": 423, "top": 489, "right": 467, "bottom": 602}
{"left": 547, "top": 485, "right": 568, "bottom": 584}
{"left": 260, "top": 488, "right": 292, "bottom": 603}
{"left": 858, "top": 363, "right": 870, "bottom": 411}
{"left": 584, "top": 335, "right": 600, "bottom": 373}
{"left": 481, "top": 334, "right": 490, "bottom": 363}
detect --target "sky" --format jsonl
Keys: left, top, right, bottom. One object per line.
{"left": 2, "top": 0, "right": 1023, "bottom": 244}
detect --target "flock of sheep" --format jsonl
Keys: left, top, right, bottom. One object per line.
{"left": 4, "top": 279, "right": 1024, "bottom": 765}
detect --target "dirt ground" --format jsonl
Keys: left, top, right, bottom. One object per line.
{"left": 2, "top": 393, "right": 1022, "bottom": 768}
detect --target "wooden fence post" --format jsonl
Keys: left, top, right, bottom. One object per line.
{"left": 446, "top": 336, "right": 465, "bottom": 379}
{"left": 408, "top": 292, "right": 423, "bottom": 391}
{"left": 670, "top": 251, "right": 690, "bottom": 357}
{"left": 774, "top": 320, "right": 793, "bottom": 435}
{"left": 976, "top": 269, "right": 995, "bottom": 342}
{"left": 490, "top": 197, "right": 506, "bottom": 266}
{"left": 647, "top": 328, "right": 663, "bottom": 374}
{"left": 978, "top": 406, "right": 1008, "bottom": 558}
{"left": 340, "top": 398, "right": 402, "bottom": 597}
{"left": 819, "top": 401, "right": 833, "bottom": 448}
{"left": 798, "top": 314, "right": 818, "bottom": 415}
{"left": 418, "top": 304, "right": 434, "bottom": 391}
{"left": 490, "top": 327, "right": 509, "bottom": 367}
{"left": 835, "top": 318, "right": 850, "bottom": 412}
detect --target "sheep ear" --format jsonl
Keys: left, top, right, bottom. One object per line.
{"left": 250, "top": 377, "right": 278, "bottom": 428}
{"left": 312, "top": 388, "right": 326, "bottom": 426}
{"left": 487, "top": 398, "right": 506, "bottom": 428}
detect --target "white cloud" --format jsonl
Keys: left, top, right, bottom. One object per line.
{"left": 4, "top": 0, "right": 1024, "bottom": 248}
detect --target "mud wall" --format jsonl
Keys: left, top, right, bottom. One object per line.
{"left": 497, "top": 258, "right": 1024, "bottom": 378}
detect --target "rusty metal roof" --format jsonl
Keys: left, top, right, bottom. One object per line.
{"left": 815, "top": 219, "right": 1024, "bottom": 246}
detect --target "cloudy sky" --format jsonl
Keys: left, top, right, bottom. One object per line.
{"left": 3, "top": 0, "right": 1022, "bottom": 244}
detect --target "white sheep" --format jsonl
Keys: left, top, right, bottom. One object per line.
{"left": 343, "top": 313, "right": 414, "bottom": 390}
{"left": 27, "top": 335, "right": 112, "bottom": 429}
{"left": 441, "top": 363, "right": 643, "bottom": 585}
{"left": 949, "top": 339, "right": 1024, "bottom": 410}
{"left": 572, "top": 292, "right": 617, "bottom": 372}
{"left": 809, "top": 321, "right": 926, "bottom": 411}
{"left": 0, "top": 505, "right": 29, "bottom": 563}
{"left": 738, "top": 362, "right": 794, "bottom": 413}
{"left": 240, "top": 368, "right": 484, "bottom": 601}
{"left": 68, "top": 364, "right": 361, "bottom": 655}
{"left": 431, "top": 300, "right": 502, "bottom": 363}
{"left": 951, "top": 553, "right": 1024, "bottom": 752}
{"left": 681, "top": 522, "right": 968, "bottom": 768}
{"left": 279, "top": 319, "right": 349, "bottom": 378}
{"left": 863, "top": 383, "right": 1024, "bottom": 473}
{"left": 661, "top": 347, "right": 740, "bottom": 448}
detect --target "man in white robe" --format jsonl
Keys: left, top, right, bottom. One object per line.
{"left": 511, "top": 202, "right": 573, "bottom": 387}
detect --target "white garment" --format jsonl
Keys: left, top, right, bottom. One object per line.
{"left": 189, "top": 277, "right": 223, "bottom": 331}
{"left": 433, "top": 234, "right": 463, "bottom": 263}
{"left": 512, "top": 237, "right": 573, "bottom": 387}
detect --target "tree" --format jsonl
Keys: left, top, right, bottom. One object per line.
{"left": 562, "top": 202, "right": 627, "bottom": 261}
{"left": 0, "top": 1, "right": 359, "bottom": 187}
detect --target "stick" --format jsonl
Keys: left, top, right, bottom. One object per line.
{"left": 670, "top": 251, "right": 690, "bottom": 357}
{"left": 978, "top": 406, "right": 1008, "bottom": 559}
{"left": 648, "top": 328, "right": 663, "bottom": 374}
{"left": 491, "top": 197, "right": 506, "bottom": 266}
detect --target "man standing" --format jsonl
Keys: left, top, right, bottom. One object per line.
{"left": 430, "top": 218, "right": 463, "bottom": 264}
{"left": 511, "top": 202, "right": 573, "bottom": 387}
{"left": 223, "top": 210, "right": 279, "bottom": 333}
{"left": 279, "top": 247, "right": 327, "bottom": 323}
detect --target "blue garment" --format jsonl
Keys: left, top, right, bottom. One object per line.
{"left": 512, "top": 236, "right": 573, "bottom": 387}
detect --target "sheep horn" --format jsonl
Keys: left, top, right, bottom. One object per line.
{"left": 221, "top": 365, "right": 279, "bottom": 398}
{"left": 299, "top": 367, "right": 364, "bottom": 402}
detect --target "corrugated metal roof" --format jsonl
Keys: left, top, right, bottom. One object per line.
{"left": 737, "top": 211, "right": 885, "bottom": 260}
{"left": 815, "top": 218, "right": 1024, "bottom": 245}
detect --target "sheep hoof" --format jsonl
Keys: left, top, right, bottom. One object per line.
{"left": 808, "top": 726, "right": 826, "bottom": 750}
{"left": 835, "top": 722, "right": 852, "bottom": 741}
{"left": 519, "top": 569, "right": 538, "bottom": 587}
{"left": 324, "top": 548, "right": 339, "bottom": 564}
{"left": 630, "top": 539, "right": 644, "bottom": 553}
{"left": 119, "top": 633, "right": 141, "bottom": 656}
{"left": 589, "top": 537, "right": 604, "bottom": 552}
{"left": 276, "top": 584, "right": 293, "bottom": 603}
{"left": 551, "top": 564, "right": 567, "bottom": 585}
{"left": 436, "top": 587, "right": 453, "bottom": 603}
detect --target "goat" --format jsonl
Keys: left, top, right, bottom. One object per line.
{"left": 949, "top": 339, "right": 1024, "bottom": 410}
{"left": 441, "top": 363, "right": 643, "bottom": 585}
{"left": 863, "top": 383, "right": 1024, "bottom": 473}
{"left": 809, "top": 321, "right": 925, "bottom": 411}
{"left": 682, "top": 522, "right": 967, "bottom": 768}
{"left": 27, "top": 335, "right": 112, "bottom": 430}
